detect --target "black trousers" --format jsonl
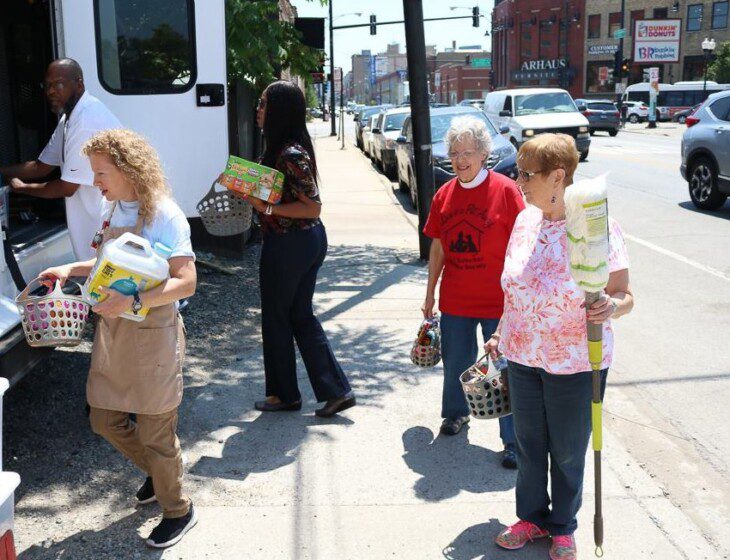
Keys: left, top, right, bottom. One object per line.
{"left": 260, "top": 223, "right": 351, "bottom": 403}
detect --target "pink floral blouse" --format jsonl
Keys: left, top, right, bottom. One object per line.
{"left": 499, "top": 206, "right": 630, "bottom": 375}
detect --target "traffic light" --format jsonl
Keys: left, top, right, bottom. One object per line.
{"left": 621, "top": 58, "right": 631, "bottom": 73}
{"left": 370, "top": 14, "right": 376, "bottom": 35}
{"left": 472, "top": 6, "right": 480, "bottom": 27}
{"left": 465, "top": 54, "right": 472, "bottom": 65}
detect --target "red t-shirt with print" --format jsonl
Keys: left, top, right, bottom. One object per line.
{"left": 423, "top": 171, "right": 525, "bottom": 318}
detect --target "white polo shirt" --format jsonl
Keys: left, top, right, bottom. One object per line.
{"left": 38, "top": 92, "right": 121, "bottom": 260}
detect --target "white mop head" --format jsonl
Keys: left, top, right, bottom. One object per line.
{"left": 564, "top": 174, "right": 610, "bottom": 293}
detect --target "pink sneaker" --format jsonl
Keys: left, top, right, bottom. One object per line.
{"left": 495, "top": 520, "right": 549, "bottom": 550}
{"left": 549, "top": 534, "right": 577, "bottom": 560}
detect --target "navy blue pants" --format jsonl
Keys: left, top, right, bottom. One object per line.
{"left": 507, "top": 360, "right": 608, "bottom": 535}
{"left": 440, "top": 313, "right": 515, "bottom": 445}
{"left": 260, "top": 223, "right": 351, "bottom": 404}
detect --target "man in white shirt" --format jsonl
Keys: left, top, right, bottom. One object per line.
{"left": 0, "top": 58, "right": 121, "bottom": 260}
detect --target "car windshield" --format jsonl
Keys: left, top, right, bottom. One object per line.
{"left": 430, "top": 112, "right": 498, "bottom": 143}
{"left": 385, "top": 113, "right": 409, "bottom": 131}
{"left": 360, "top": 107, "right": 383, "bottom": 121}
{"left": 514, "top": 92, "right": 578, "bottom": 115}
{"left": 588, "top": 103, "right": 616, "bottom": 111}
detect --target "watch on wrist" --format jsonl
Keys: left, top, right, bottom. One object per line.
{"left": 131, "top": 293, "right": 143, "bottom": 315}
{"left": 265, "top": 204, "right": 273, "bottom": 215}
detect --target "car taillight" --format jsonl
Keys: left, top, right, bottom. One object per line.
{"left": 612, "top": 111, "right": 620, "bottom": 116}
{"left": 686, "top": 116, "right": 700, "bottom": 127}
{"left": 584, "top": 110, "right": 594, "bottom": 115}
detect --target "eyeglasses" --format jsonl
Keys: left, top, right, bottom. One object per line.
{"left": 41, "top": 78, "right": 80, "bottom": 92}
{"left": 448, "top": 150, "right": 478, "bottom": 160}
{"left": 516, "top": 168, "right": 543, "bottom": 182}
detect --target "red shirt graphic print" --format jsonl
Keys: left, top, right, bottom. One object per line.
{"left": 423, "top": 172, "right": 525, "bottom": 318}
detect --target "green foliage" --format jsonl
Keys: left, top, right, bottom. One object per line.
{"left": 225, "top": 0, "right": 327, "bottom": 93}
{"left": 707, "top": 41, "right": 730, "bottom": 84}
{"left": 305, "top": 83, "right": 319, "bottom": 108}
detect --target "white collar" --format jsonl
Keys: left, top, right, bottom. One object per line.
{"left": 458, "top": 168, "right": 488, "bottom": 189}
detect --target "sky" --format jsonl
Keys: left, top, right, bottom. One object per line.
{"left": 292, "top": 0, "right": 496, "bottom": 75}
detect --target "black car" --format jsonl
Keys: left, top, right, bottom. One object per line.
{"left": 394, "top": 106, "right": 518, "bottom": 209}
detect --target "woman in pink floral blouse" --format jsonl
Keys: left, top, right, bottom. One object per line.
{"left": 486, "top": 134, "right": 634, "bottom": 560}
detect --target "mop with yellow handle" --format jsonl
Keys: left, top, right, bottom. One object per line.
{"left": 564, "top": 174, "right": 610, "bottom": 558}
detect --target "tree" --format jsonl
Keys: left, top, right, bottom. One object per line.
{"left": 708, "top": 41, "right": 730, "bottom": 84}
{"left": 225, "top": 0, "right": 327, "bottom": 93}
{"left": 305, "top": 83, "right": 319, "bottom": 108}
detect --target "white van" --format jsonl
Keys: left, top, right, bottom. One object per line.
{"left": 0, "top": 0, "right": 233, "bottom": 385}
{"left": 484, "top": 88, "right": 591, "bottom": 161}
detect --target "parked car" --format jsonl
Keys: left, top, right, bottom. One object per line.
{"left": 673, "top": 103, "right": 702, "bottom": 124}
{"left": 395, "top": 106, "right": 518, "bottom": 209}
{"left": 371, "top": 107, "right": 411, "bottom": 177}
{"left": 483, "top": 88, "right": 591, "bottom": 161}
{"left": 680, "top": 90, "right": 730, "bottom": 210}
{"left": 458, "top": 98, "right": 486, "bottom": 110}
{"left": 363, "top": 115, "right": 379, "bottom": 160}
{"left": 622, "top": 100, "right": 650, "bottom": 123}
{"left": 355, "top": 105, "right": 389, "bottom": 149}
{"left": 575, "top": 99, "right": 620, "bottom": 136}
{"left": 308, "top": 107, "right": 323, "bottom": 119}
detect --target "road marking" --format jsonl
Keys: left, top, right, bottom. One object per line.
{"left": 624, "top": 233, "right": 730, "bottom": 282}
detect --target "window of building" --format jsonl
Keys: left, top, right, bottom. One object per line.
{"left": 588, "top": 14, "right": 601, "bottom": 38}
{"left": 682, "top": 55, "right": 707, "bottom": 80}
{"left": 585, "top": 61, "right": 615, "bottom": 93}
{"left": 630, "top": 10, "right": 644, "bottom": 34}
{"left": 94, "top": 0, "right": 197, "bottom": 94}
{"left": 687, "top": 4, "right": 704, "bottom": 31}
{"left": 712, "top": 1, "right": 729, "bottom": 28}
{"left": 653, "top": 8, "right": 668, "bottom": 18}
{"left": 608, "top": 12, "right": 622, "bottom": 38}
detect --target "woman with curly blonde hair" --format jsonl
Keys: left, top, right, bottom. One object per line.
{"left": 40, "top": 129, "right": 198, "bottom": 548}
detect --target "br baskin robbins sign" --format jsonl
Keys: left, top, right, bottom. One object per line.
{"left": 633, "top": 19, "right": 681, "bottom": 63}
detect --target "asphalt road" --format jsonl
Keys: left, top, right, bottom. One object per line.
{"left": 330, "top": 115, "right": 730, "bottom": 554}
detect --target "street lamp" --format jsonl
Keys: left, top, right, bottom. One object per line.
{"left": 702, "top": 37, "right": 717, "bottom": 93}
{"left": 327, "top": 9, "right": 364, "bottom": 136}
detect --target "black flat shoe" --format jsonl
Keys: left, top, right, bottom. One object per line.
{"left": 501, "top": 443, "right": 517, "bottom": 469}
{"left": 255, "top": 399, "right": 302, "bottom": 412}
{"left": 440, "top": 416, "right": 470, "bottom": 436}
{"left": 315, "top": 394, "right": 356, "bottom": 418}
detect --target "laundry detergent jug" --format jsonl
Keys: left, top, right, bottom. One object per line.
{"left": 83, "top": 232, "right": 171, "bottom": 322}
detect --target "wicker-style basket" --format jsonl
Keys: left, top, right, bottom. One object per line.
{"left": 16, "top": 278, "right": 90, "bottom": 348}
{"left": 410, "top": 316, "right": 441, "bottom": 367}
{"left": 460, "top": 354, "right": 511, "bottom": 420}
{"left": 196, "top": 181, "right": 252, "bottom": 237}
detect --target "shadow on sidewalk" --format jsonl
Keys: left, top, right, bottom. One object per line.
{"left": 677, "top": 200, "right": 730, "bottom": 220}
{"left": 402, "top": 426, "right": 516, "bottom": 502}
{"left": 442, "top": 518, "right": 549, "bottom": 560}
{"left": 19, "top": 510, "right": 164, "bottom": 560}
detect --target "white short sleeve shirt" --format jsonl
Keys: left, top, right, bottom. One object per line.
{"left": 38, "top": 92, "right": 122, "bottom": 260}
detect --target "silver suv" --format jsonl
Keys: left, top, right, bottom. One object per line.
{"left": 680, "top": 90, "right": 730, "bottom": 210}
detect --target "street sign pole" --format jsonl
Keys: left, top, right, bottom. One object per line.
{"left": 648, "top": 66, "right": 659, "bottom": 129}
{"left": 329, "top": 0, "right": 337, "bottom": 136}
{"left": 403, "top": 0, "right": 435, "bottom": 260}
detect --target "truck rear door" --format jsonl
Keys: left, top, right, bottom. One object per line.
{"left": 59, "top": 0, "right": 229, "bottom": 218}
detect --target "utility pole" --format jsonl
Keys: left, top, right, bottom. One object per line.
{"left": 329, "top": 0, "right": 337, "bottom": 136}
{"left": 615, "top": 0, "right": 626, "bottom": 124}
{"left": 403, "top": 0, "right": 435, "bottom": 260}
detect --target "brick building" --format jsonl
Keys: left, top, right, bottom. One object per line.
{"left": 491, "top": 0, "right": 587, "bottom": 99}
{"left": 434, "top": 64, "right": 492, "bottom": 104}
{"left": 584, "top": 0, "right": 729, "bottom": 96}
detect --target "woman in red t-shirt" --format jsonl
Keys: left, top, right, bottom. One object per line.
{"left": 422, "top": 116, "right": 525, "bottom": 467}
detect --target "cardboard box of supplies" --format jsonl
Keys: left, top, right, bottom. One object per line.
{"left": 218, "top": 156, "right": 284, "bottom": 204}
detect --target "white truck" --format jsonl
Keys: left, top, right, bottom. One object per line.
{"left": 0, "top": 0, "right": 235, "bottom": 385}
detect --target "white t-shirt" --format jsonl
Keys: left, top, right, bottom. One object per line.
{"left": 38, "top": 92, "right": 122, "bottom": 261}
{"left": 104, "top": 197, "right": 195, "bottom": 261}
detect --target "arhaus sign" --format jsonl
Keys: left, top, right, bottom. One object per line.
{"left": 520, "top": 58, "right": 567, "bottom": 71}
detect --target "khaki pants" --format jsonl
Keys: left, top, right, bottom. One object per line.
{"left": 90, "top": 407, "right": 190, "bottom": 518}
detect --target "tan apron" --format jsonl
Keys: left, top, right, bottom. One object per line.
{"left": 87, "top": 206, "right": 185, "bottom": 415}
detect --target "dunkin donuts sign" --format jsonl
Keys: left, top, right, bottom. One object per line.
{"left": 633, "top": 20, "right": 681, "bottom": 63}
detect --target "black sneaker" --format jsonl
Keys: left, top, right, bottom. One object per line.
{"left": 146, "top": 503, "right": 198, "bottom": 548}
{"left": 136, "top": 477, "right": 156, "bottom": 505}
{"left": 502, "top": 443, "right": 517, "bottom": 469}
{"left": 439, "top": 416, "right": 470, "bottom": 436}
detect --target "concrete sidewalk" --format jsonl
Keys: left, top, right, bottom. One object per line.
{"left": 164, "top": 134, "right": 714, "bottom": 560}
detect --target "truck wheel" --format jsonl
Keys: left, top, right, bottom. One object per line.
{"left": 608, "top": 129, "right": 618, "bottom": 137}
{"left": 398, "top": 174, "right": 409, "bottom": 193}
{"left": 689, "top": 157, "right": 727, "bottom": 210}
{"left": 579, "top": 149, "right": 589, "bottom": 162}
{"left": 409, "top": 173, "right": 418, "bottom": 209}
{"left": 628, "top": 114, "right": 639, "bottom": 124}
